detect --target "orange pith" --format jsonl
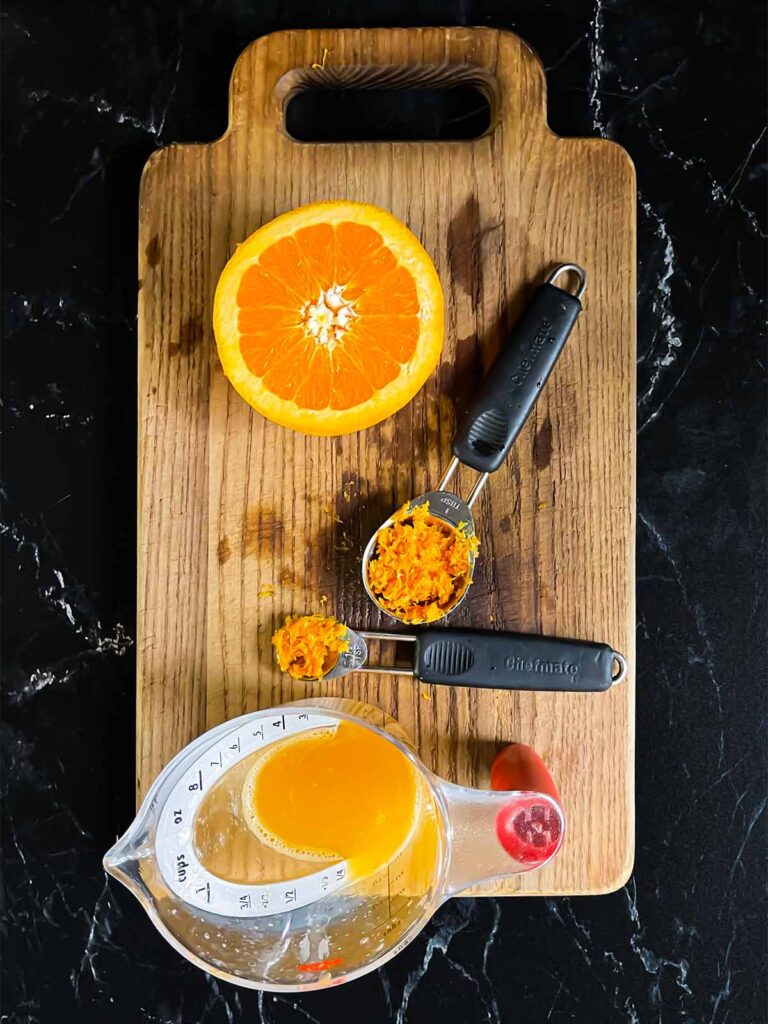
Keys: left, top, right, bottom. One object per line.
{"left": 213, "top": 202, "right": 444, "bottom": 436}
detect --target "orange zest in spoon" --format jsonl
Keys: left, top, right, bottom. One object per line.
{"left": 272, "top": 614, "right": 350, "bottom": 680}
{"left": 365, "top": 502, "right": 479, "bottom": 623}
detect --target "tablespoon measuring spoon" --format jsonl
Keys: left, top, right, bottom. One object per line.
{"left": 300, "top": 624, "right": 627, "bottom": 691}
{"left": 363, "top": 263, "right": 587, "bottom": 623}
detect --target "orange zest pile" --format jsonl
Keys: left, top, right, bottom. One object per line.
{"left": 365, "top": 503, "right": 479, "bottom": 623}
{"left": 213, "top": 201, "right": 444, "bottom": 436}
{"left": 272, "top": 614, "right": 349, "bottom": 680}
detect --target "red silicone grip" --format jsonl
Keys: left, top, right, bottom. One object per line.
{"left": 490, "top": 743, "right": 560, "bottom": 802}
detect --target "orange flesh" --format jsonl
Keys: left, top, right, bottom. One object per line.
{"left": 366, "top": 503, "right": 479, "bottom": 624}
{"left": 272, "top": 615, "right": 349, "bottom": 680}
{"left": 242, "top": 721, "right": 421, "bottom": 878}
{"left": 213, "top": 203, "right": 444, "bottom": 436}
{"left": 236, "top": 222, "right": 420, "bottom": 410}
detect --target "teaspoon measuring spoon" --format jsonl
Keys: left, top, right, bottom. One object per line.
{"left": 312, "top": 624, "right": 627, "bottom": 692}
{"left": 363, "top": 263, "right": 587, "bottom": 623}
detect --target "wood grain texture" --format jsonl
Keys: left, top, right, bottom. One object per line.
{"left": 137, "top": 27, "right": 636, "bottom": 896}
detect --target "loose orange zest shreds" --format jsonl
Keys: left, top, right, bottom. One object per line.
{"left": 366, "top": 503, "right": 479, "bottom": 623}
{"left": 272, "top": 614, "right": 350, "bottom": 681}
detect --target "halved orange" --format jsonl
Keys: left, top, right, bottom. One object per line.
{"left": 213, "top": 201, "right": 444, "bottom": 436}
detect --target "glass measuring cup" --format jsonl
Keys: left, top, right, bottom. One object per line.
{"left": 105, "top": 699, "right": 564, "bottom": 992}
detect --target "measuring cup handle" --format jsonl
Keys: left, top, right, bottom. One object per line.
{"left": 414, "top": 629, "right": 624, "bottom": 691}
{"left": 451, "top": 269, "right": 584, "bottom": 474}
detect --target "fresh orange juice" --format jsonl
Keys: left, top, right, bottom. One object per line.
{"left": 242, "top": 721, "right": 426, "bottom": 880}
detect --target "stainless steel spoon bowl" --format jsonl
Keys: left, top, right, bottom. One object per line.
{"left": 361, "top": 478, "right": 480, "bottom": 623}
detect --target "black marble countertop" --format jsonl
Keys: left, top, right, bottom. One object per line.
{"left": 3, "top": 2, "right": 766, "bottom": 1022}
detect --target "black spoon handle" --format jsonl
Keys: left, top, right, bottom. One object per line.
{"left": 413, "top": 628, "right": 624, "bottom": 692}
{"left": 452, "top": 265, "right": 585, "bottom": 474}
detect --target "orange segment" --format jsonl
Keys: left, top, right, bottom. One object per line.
{"left": 294, "top": 223, "right": 337, "bottom": 289}
{"left": 356, "top": 265, "right": 420, "bottom": 315}
{"left": 258, "top": 235, "right": 318, "bottom": 302}
{"left": 236, "top": 264, "right": 296, "bottom": 308}
{"left": 333, "top": 222, "right": 385, "bottom": 286}
{"left": 262, "top": 335, "right": 314, "bottom": 401}
{"left": 213, "top": 202, "right": 444, "bottom": 436}
{"left": 237, "top": 307, "right": 298, "bottom": 333}
{"left": 294, "top": 347, "right": 333, "bottom": 410}
{"left": 351, "top": 315, "right": 420, "bottom": 364}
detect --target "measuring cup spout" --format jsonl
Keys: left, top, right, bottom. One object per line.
{"left": 103, "top": 827, "right": 155, "bottom": 908}
{"left": 436, "top": 780, "right": 565, "bottom": 897}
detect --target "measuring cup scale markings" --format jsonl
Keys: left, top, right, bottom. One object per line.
{"left": 105, "top": 703, "right": 565, "bottom": 991}
{"left": 156, "top": 712, "right": 352, "bottom": 917}
{"left": 363, "top": 264, "right": 586, "bottom": 625}
{"left": 158, "top": 715, "right": 437, "bottom": 918}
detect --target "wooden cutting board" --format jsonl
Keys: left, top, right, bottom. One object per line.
{"left": 136, "top": 27, "right": 636, "bottom": 896}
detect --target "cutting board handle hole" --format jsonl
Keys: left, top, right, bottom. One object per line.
{"left": 281, "top": 67, "right": 494, "bottom": 142}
